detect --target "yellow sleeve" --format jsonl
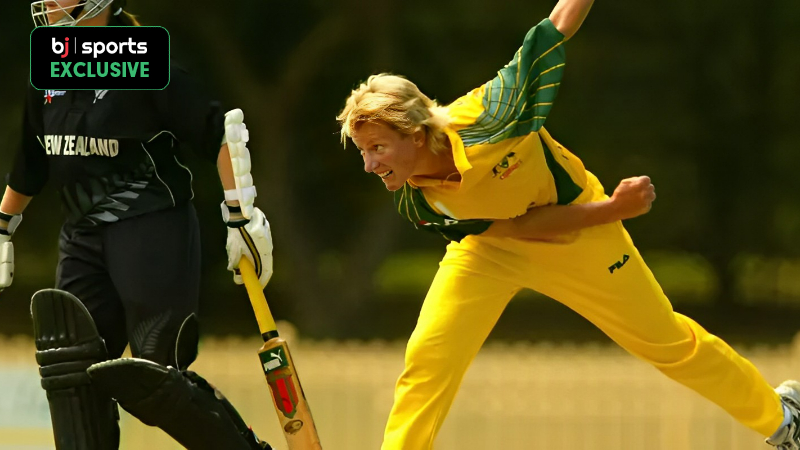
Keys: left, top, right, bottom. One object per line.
{"left": 449, "top": 18, "right": 566, "bottom": 146}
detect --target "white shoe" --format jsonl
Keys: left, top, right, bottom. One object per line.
{"left": 766, "top": 380, "right": 800, "bottom": 449}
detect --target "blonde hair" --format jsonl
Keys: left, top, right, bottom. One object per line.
{"left": 336, "top": 74, "right": 451, "bottom": 155}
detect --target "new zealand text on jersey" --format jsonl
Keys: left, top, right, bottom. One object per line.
{"left": 42, "top": 135, "right": 119, "bottom": 157}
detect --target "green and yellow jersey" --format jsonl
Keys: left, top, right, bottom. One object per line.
{"left": 395, "top": 18, "right": 592, "bottom": 242}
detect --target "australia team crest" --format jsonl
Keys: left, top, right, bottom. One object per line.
{"left": 492, "top": 152, "right": 522, "bottom": 180}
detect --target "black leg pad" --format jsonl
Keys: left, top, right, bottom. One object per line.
{"left": 31, "top": 289, "right": 120, "bottom": 450}
{"left": 88, "top": 358, "right": 271, "bottom": 450}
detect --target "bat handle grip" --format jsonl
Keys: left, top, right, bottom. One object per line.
{"left": 239, "top": 257, "right": 278, "bottom": 337}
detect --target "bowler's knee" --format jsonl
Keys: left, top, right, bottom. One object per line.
{"left": 633, "top": 313, "right": 707, "bottom": 366}
{"left": 402, "top": 333, "right": 469, "bottom": 381}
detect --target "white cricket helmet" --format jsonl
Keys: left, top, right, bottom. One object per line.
{"left": 31, "top": 0, "right": 125, "bottom": 27}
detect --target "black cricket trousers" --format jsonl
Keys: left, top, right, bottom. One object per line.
{"left": 55, "top": 202, "right": 201, "bottom": 364}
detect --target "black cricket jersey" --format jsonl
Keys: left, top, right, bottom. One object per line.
{"left": 9, "top": 65, "right": 225, "bottom": 226}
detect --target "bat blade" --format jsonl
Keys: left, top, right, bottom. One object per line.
{"left": 258, "top": 338, "right": 322, "bottom": 449}
{"left": 239, "top": 258, "right": 322, "bottom": 450}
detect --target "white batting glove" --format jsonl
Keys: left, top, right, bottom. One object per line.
{"left": 222, "top": 203, "right": 273, "bottom": 288}
{"left": 0, "top": 212, "right": 22, "bottom": 291}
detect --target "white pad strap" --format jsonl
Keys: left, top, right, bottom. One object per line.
{"left": 224, "top": 108, "right": 256, "bottom": 220}
{"left": 224, "top": 187, "right": 256, "bottom": 204}
{"left": 0, "top": 211, "right": 22, "bottom": 236}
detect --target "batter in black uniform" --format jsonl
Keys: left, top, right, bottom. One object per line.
{"left": 0, "top": 1, "right": 275, "bottom": 449}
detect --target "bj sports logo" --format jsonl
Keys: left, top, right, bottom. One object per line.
{"left": 30, "top": 26, "right": 169, "bottom": 90}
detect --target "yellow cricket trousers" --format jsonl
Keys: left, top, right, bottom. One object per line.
{"left": 381, "top": 183, "right": 783, "bottom": 450}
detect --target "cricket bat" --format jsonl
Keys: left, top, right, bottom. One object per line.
{"left": 239, "top": 257, "right": 323, "bottom": 450}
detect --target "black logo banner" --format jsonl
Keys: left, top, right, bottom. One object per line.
{"left": 30, "top": 26, "right": 170, "bottom": 90}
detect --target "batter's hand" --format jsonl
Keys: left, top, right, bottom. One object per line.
{"left": 222, "top": 204, "right": 274, "bottom": 288}
{"left": 0, "top": 236, "right": 13, "bottom": 291}
{"left": 0, "top": 212, "right": 21, "bottom": 291}
{"left": 609, "top": 176, "right": 656, "bottom": 220}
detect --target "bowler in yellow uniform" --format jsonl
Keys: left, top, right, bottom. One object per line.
{"left": 337, "top": 0, "right": 800, "bottom": 448}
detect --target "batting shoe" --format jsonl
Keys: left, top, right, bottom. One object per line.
{"left": 766, "top": 380, "right": 800, "bottom": 449}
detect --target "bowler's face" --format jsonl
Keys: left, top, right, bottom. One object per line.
{"left": 351, "top": 122, "right": 421, "bottom": 192}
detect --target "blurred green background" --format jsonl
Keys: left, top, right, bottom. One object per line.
{"left": 1, "top": 0, "right": 799, "bottom": 343}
